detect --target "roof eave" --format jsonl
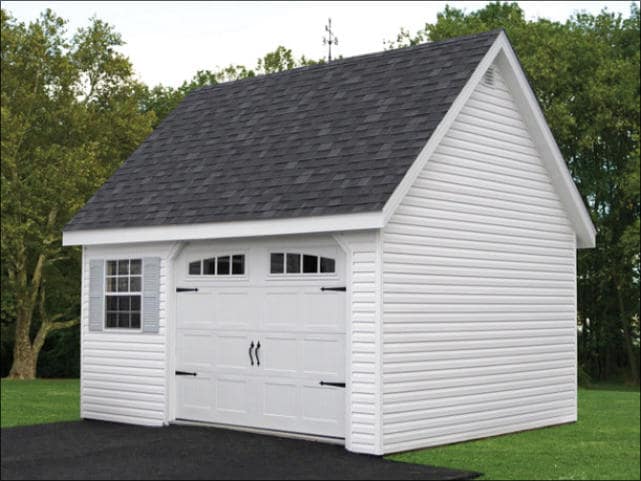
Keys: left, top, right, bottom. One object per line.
{"left": 62, "top": 211, "right": 385, "bottom": 246}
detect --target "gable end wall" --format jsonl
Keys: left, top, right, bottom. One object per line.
{"left": 381, "top": 64, "right": 578, "bottom": 453}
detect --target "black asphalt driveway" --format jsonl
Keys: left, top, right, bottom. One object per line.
{"left": 1, "top": 421, "right": 480, "bottom": 480}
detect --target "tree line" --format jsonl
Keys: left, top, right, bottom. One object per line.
{"left": 1, "top": 2, "right": 639, "bottom": 383}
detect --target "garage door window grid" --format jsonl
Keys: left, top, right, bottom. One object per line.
{"left": 189, "top": 254, "right": 245, "bottom": 276}
{"left": 105, "top": 259, "right": 142, "bottom": 329}
{"left": 270, "top": 253, "right": 335, "bottom": 274}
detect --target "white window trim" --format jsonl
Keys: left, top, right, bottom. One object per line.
{"left": 103, "top": 258, "right": 144, "bottom": 333}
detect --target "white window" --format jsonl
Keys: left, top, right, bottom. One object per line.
{"left": 188, "top": 254, "right": 245, "bottom": 276}
{"left": 105, "top": 259, "right": 142, "bottom": 329}
{"left": 270, "top": 253, "right": 335, "bottom": 274}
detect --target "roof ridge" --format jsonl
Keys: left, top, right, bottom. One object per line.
{"left": 191, "top": 29, "right": 502, "bottom": 96}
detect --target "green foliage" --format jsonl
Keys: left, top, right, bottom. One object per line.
{"left": 0, "top": 379, "right": 80, "bottom": 427}
{"left": 390, "top": 387, "right": 641, "bottom": 480}
{"left": 387, "top": 2, "right": 641, "bottom": 384}
{"left": 1, "top": 8, "right": 155, "bottom": 377}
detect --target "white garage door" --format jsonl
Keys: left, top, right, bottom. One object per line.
{"left": 174, "top": 239, "right": 346, "bottom": 438}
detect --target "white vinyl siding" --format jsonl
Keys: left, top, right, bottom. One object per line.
{"left": 381, "top": 64, "right": 577, "bottom": 453}
{"left": 81, "top": 244, "right": 174, "bottom": 426}
{"left": 338, "top": 231, "right": 383, "bottom": 455}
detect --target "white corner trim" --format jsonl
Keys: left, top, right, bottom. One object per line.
{"left": 63, "top": 212, "right": 384, "bottom": 246}
{"left": 381, "top": 31, "right": 596, "bottom": 249}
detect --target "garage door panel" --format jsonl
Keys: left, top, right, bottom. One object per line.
{"left": 177, "top": 293, "right": 215, "bottom": 330}
{"left": 302, "top": 291, "right": 345, "bottom": 331}
{"left": 215, "top": 290, "right": 256, "bottom": 330}
{"left": 259, "top": 335, "right": 298, "bottom": 375}
{"left": 262, "top": 290, "right": 299, "bottom": 329}
{"left": 177, "top": 331, "right": 213, "bottom": 372}
{"left": 215, "top": 376, "right": 253, "bottom": 415}
{"left": 301, "top": 384, "right": 344, "bottom": 437}
{"left": 177, "top": 375, "right": 213, "bottom": 422}
{"left": 302, "top": 336, "right": 345, "bottom": 377}
{"left": 262, "top": 381, "right": 298, "bottom": 419}
{"left": 215, "top": 333, "right": 255, "bottom": 371}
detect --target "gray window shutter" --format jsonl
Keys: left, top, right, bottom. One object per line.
{"left": 142, "top": 257, "right": 161, "bottom": 333}
{"left": 88, "top": 260, "right": 105, "bottom": 332}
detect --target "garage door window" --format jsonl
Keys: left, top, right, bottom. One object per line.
{"left": 105, "top": 259, "right": 142, "bottom": 329}
{"left": 270, "top": 253, "right": 335, "bottom": 274}
{"left": 188, "top": 255, "right": 245, "bottom": 276}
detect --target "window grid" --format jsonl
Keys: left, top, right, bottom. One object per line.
{"left": 105, "top": 259, "right": 142, "bottom": 330}
{"left": 270, "top": 253, "right": 335, "bottom": 275}
{"left": 188, "top": 254, "right": 245, "bottom": 276}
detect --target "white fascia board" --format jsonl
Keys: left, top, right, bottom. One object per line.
{"left": 382, "top": 31, "right": 596, "bottom": 249}
{"left": 62, "top": 211, "right": 384, "bottom": 246}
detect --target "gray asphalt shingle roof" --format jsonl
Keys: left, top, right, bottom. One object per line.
{"left": 65, "top": 30, "right": 500, "bottom": 232}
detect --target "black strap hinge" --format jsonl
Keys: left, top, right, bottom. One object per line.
{"left": 175, "top": 370, "right": 197, "bottom": 376}
{"left": 321, "top": 286, "right": 346, "bottom": 292}
{"left": 319, "top": 381, "right": 346, "bottom": 388}
{"left": 176, "top": 287, "right": 199, "bottom": 292}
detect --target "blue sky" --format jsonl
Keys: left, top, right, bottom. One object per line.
{"left": 3, "top": 1, "right": 638, "bottom": 87}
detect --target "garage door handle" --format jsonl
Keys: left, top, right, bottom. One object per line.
{"left": 321, "top": 286, "right": 346, "bottom": 292}
{"left": 320, "top": 381, "right": 346, "bottom": 388}
{"left": 255, "top": 341, "right": 261, "bottom": 366}
{"left": 176, "top": 370, "right": 197, "bottom": 376}
{"left": 249, "top": 341, "right": 255, "bottom": 366}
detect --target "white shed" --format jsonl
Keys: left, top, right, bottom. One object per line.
{"left": 63, "top": 30, "right": 596, "bottom": 455}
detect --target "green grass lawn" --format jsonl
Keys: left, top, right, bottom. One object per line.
{"left": 1, "top": 379, "right": 639, "bottom": 479}
{"left": 390, "top": 386, "right": 640, "bottom": 480}
{"left": 1, "top": 379, "right": 79, "bottom": 428}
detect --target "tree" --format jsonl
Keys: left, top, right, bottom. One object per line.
{"left": 388, "top": 2, "right": 641, "bottom": 383}
{"left": 0, "top": 9, "right": 155, "bottom": 379}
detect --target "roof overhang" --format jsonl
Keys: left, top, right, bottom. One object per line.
{"left": 62, "top": 211, "right": 384, "bottom": 246}
{"left": 382, "top": 31, "right": 596, "bottom": 249}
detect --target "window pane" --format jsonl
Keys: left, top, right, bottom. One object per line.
{"left": 118, "top": 296, "right": 130, "bottom": 311}
{"left": 118, "top": 277, "right": 129, "bottom": 292}
{"left": 203, "top": 257, "right": 216, "bottom": 275}
{"left": 118, "top": 312, "right": 130, "bottom": 328}
{"left": 106, "top": 296, "right": 118, "bottom": 311}
{"left": 130, "top": 312, "right": 141, "bottom": 329}
{"left": 232, "top": 255, "right": 245, "bottom": 275}
{"left": 286, "top": 253, "right": 301, "bottom": 273}
{"left": 106, "top": 312, "right": 118, "bottom": 328}
{"left": 189, "top": 261, "right": 201, "bottom": 275}
{"left": 131, "top": 296, "right": 141, "bottom": 311}
{"left": 303, "top": 255, "right": 318, "bottom": 273}
{"left": 320, "top": 257, "right": 335, "bottom": 273}
{"left": 270, "top": 253, "right": 284, "bottom": 274}
{"left": 217, "top": 256, "right": 230, "bottom": 275}
{"left": 118, "top": 259, "right": 129, "bottom": 275}
{"left": 130, "top": 276, "right": 141, "bottom": 292}
{"left": 107, "top": 261, "right": 118, "bottom": 276}
{"left": 106, "top": 277, "right": 118, "bottom": 292}
{"left": 130, "top": 259, "right": 142, "bottom": 275}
